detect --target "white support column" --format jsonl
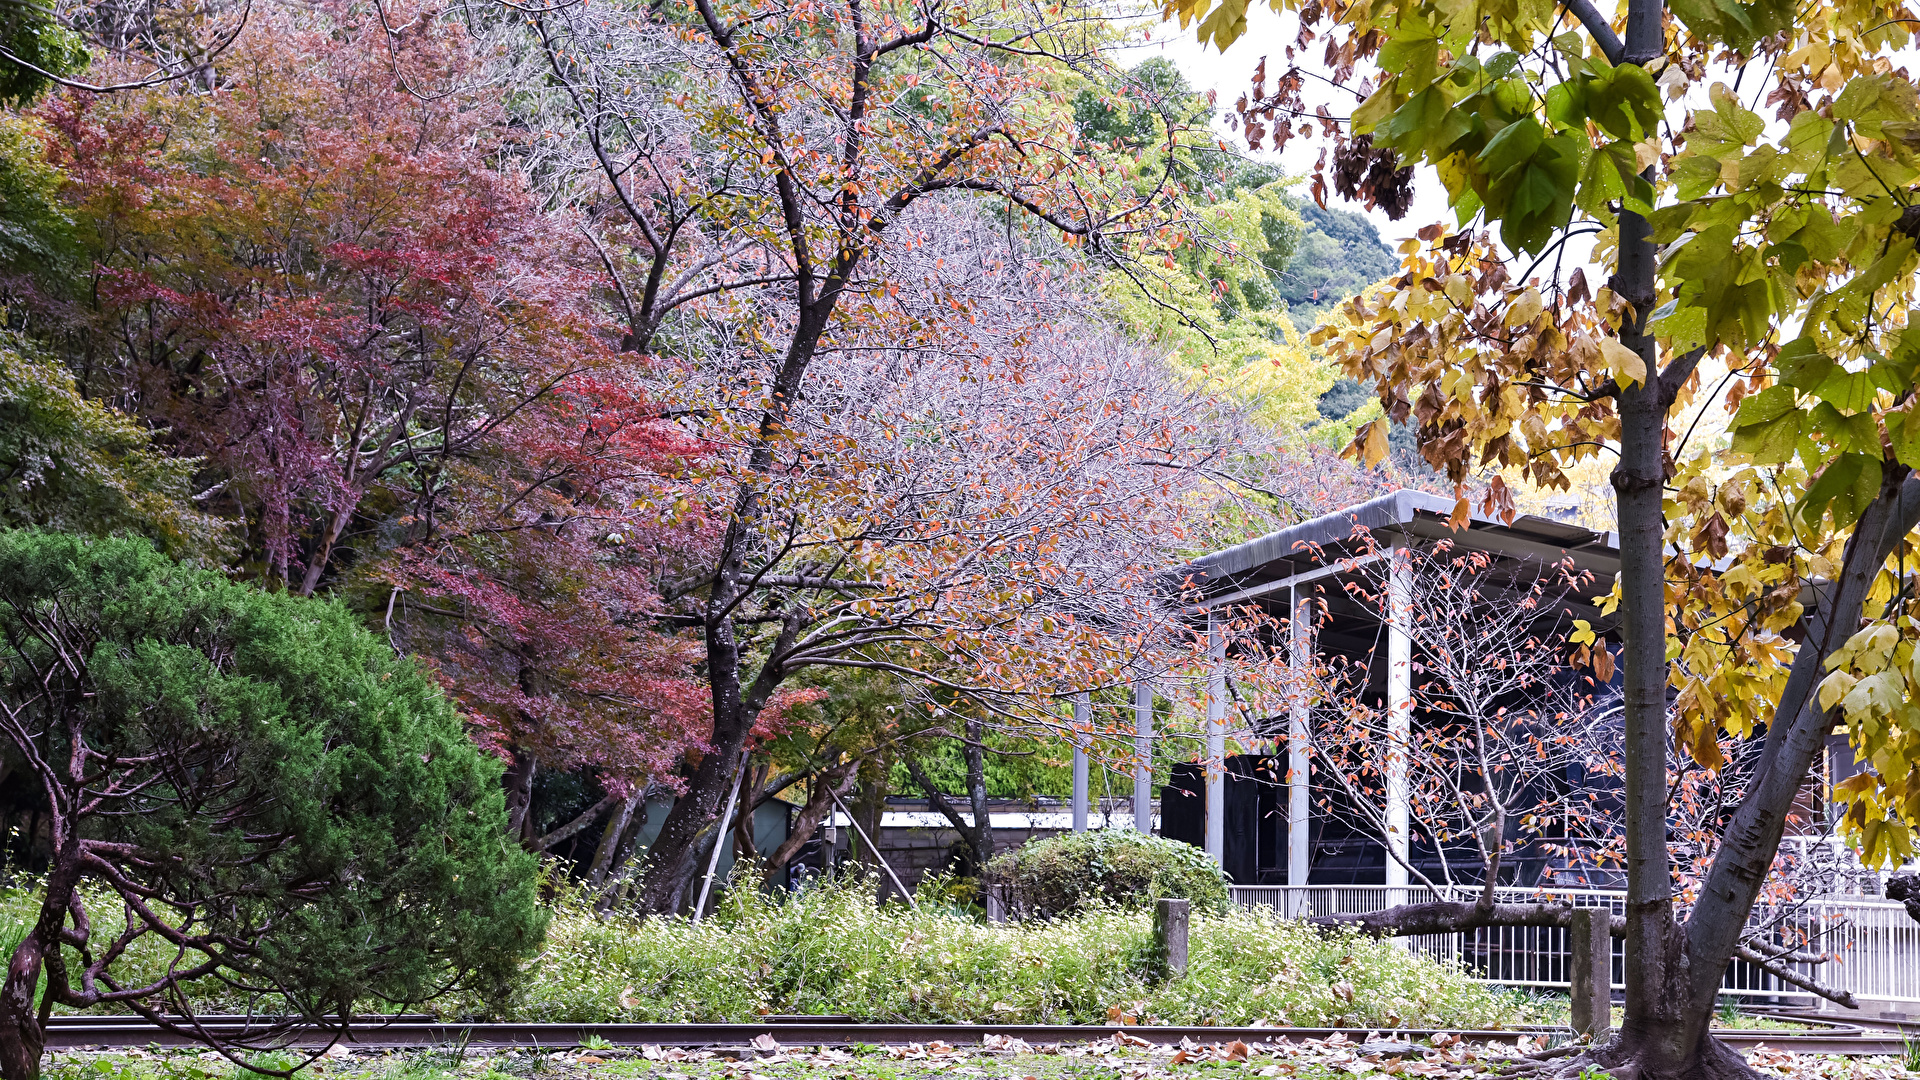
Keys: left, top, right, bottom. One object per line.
{"left": 1288, "top": 586, "right": 1312, "bottom": 910}
{"left": 1386, "top": 542, "right": 1413, "bottom": 893}
{"left": 1133, "top": 679, "right": 1155, "bottom": 834}
{"left": 1072, "top": 692, "right": 1090, "bottom": 833}
{"left": 1205, "top": 609, "right": 1227, "bottom": 867}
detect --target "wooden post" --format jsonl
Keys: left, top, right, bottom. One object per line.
{"left": 1287, "top": 586, "right": 1311, "bottom": 915}
{"left": 1385, "top": 544, "right": 1411, "bottom": 893}
{"left": 1205, "top": 612, "right": 1226, "bottom": 866}
{"left": 1570, "top": 907, "right": 1613, "bottom": 1036}
{"left": 1152, "top": 898, "right": 1190, "bottom": 980}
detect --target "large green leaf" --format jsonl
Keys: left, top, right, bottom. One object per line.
{"left": 1729, "top": 384, "right": 1802, "bottom": 464}
{"left": 1801, "top": 452, "right": 1883, "bottom": 527}
{"left": 1668, "top": 0, "right": 1795, "bottom": 55}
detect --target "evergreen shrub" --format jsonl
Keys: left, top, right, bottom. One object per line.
{"left": 983, "top": 830, "right": 1231, "bottom": 920}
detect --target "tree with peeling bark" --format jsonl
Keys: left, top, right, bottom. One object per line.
{"left": 1162, "top": 0, "right": 1920, "bottom": 1072}
{"left": 0, "top": 531, "right": 542, "bottom": 1080}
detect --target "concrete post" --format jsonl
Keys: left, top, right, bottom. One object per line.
{"left": 1072, "top": 692, "right": 1090, "bottom": 832}
{"left": 1570, "top": 908, "right": 1614, "bottom": 1035}
{"left": 1152, "top": 898, "right": 1190, "bottom": 979}
{"left": 1288, "top": 586, "right": 1312, "bottom": 914}
{"left": 1205, "top": 610, "right": 1227, "bottom": 867}
{"left": 1385, "top": 544, "right": 1412, "bottom": 892}
{"left": 1133, "top": 680, "right": 1154, "bottom": 834}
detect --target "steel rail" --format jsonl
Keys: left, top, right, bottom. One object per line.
{"left": 39, "top": 1020, "right": 1914, "bottom": 1056}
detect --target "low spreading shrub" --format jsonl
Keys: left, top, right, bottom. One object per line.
{"left": 984, "top": 830, "right": 1231, "bottom": 919}
{"left": 478, "top": 872, "right": 1520, "bottom": 1028}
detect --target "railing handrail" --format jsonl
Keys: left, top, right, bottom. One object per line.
{"left": 1226, "top": 884, "right": 1920, "bottom": 1005}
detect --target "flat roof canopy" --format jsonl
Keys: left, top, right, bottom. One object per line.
{"left": 1178, "top": 489, "right": 1623, "bottom": 661}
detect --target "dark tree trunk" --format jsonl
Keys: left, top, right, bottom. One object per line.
{"left": 1, "top": 846, "right": 79, "bottom": 1080}
{"left": 0, "top": 937, "right": 47, "bottom": 1080}
{"left": 964, "top": 718, "right": 993, "bottom": 866}
{"left": 504, "top": 754, "right": 536, "bottom": 842}
{"left": 902, "top": 722, "right": 995, "bottom": 877}
{"left": 629, "top": 687, "right": 753, "bottom": 913}
{"left": 760, "top": 760, "right": 858, "bottom": 886}
{"left": 732, "top": 761, "right": 769, "bottom": 865}
{"left": 1610, "top": 161, "right": 1698, "bottom": 1079}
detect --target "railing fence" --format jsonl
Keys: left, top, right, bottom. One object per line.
{"left": 1230, "top": 885, "right": 1920, "bottom": 1006}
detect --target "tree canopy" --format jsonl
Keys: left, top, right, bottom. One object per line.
{"left": 1160, "top": 0, "right": 1920, "bottom": 1069}
{"left": 0, "top": 530, "right": 544, "bottom": 1080}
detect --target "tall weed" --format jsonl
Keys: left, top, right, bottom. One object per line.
{"left": 482, "top": 873, "right": 1519, "bottom": 1028}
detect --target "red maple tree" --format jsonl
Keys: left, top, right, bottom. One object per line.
{"left": 31, "top": 1, "right": 716, "bottom": 818}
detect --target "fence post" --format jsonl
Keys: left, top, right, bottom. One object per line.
{"left": 1152, "top": 898, "right": 1190, "bottom": 980}
{"left": 1570, "top": 908, "right": 1612, "bottom": 1036}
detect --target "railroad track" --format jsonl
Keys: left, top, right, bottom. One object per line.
{"left": 38, "top": 1017, "right": 1915, "bottom": 1057}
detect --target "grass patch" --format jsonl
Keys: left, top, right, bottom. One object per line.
{"left": 460, "top": 873, "right": 1520, "bottom": 1029}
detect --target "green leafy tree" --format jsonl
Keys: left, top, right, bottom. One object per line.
{"left": 0, "top": 6, "right": 84, "bottom": 109}
{"left": 0, "top": 116, "right": 73, "bottom": 290}
{"left": 0, "top": 531, "right": 544, "bottom": 1080}
{"left": 1165, "top": 0, "right": 1920, "bottom": 1072}
{"left": 0, "top": 333, "right": 223, "bottom": 555}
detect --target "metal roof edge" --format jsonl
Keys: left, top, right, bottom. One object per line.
{"left": 1184, "top": 488, "right": 1620, "bottom": 591}
{"left": 1186, "top": 489, "right": 1448, "bottom": 585}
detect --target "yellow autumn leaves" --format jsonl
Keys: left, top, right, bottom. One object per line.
{"left": 1819, "top": 611, "right": 1920, "bottom": 865}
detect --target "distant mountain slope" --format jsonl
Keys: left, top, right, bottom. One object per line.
{"left": 1275, "top": 201, "right": 1399, "bottom": 327}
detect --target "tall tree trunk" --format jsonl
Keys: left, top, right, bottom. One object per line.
{"left": 629, "top": 713, "right": 751, "bottom": 912}
{"left": 1603, "top": 0, "right": 1700, "bottom": 1064}
{"left": 902, "top": 725, "right": 995, "bottom": 876}
{"left": 1610, "top": 188, "right": 1693, "bottom": 1076}
{"left": 629, "top": 306, "right": 839, "bottom": 914}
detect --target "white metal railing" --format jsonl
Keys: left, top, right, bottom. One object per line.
{"left": 1230, "top": 885, "right": 1920, "bottom": 1005}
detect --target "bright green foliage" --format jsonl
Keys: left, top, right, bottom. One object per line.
{"left": 0, "top": 116, "right": 73, "bottom": 284}
{"left": 1073, "top": 62, "right": 1333, "bottom": 428}
{"left": 0, "top": 5, "right": 85, "bottom": 108}
{"left": 983, "top": 831, "right": 1231, "bottom": 919}
{"left": 0, "top": 336, "right": 224, "bottom": 557}
{"left": 490, "top": 874, "right": 1516, "bottom": 1027}
{"left": 0, "top": 531, "right": 545, "bottom": 1021}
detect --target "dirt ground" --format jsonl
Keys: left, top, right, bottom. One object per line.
{"left": 39, "top": 1031, "right": 1918, "bottom": 1080}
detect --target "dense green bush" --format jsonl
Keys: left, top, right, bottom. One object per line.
{"left": 984, "top": 830, "right": 1231, "bottom": 919}
{"left": 480, "top": 872, "right": 1517, "bottom": 1028}
{"left": 0, "top": 530, "right": 545, "bottom": 1037}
